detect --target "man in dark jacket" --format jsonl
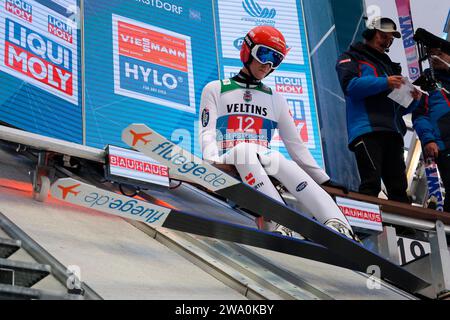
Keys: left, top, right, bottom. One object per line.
{"left": 413, "top": 48, "right": 450, "bottom": 212}
{"left": 336, "top": 17, "right": 422, "bottom": 202}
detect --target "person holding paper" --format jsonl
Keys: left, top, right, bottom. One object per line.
{"left": 336, "top": 17, "right": 422, "bottom": 202}
{"left": 413, "top": 48, "right": 450, "bottom": 212}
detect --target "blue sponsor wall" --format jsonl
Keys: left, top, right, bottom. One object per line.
{"left": 0, "top": 0, "right": 82, "bottom": 143}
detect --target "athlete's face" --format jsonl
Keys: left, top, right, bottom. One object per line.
{"left": 248, "top": 59, "right": 273, "bottom": 80}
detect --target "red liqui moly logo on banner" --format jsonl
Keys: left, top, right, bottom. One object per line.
{"left": 48, "top": 15, "right": 73, "bottom": 44}
{"left": 4, "top": 18, "right": 73, "bottom": 96}
{"left": 336, "top": 197, "right": 383, "bottom": 232}
{"left": 5, "top": 0, "right": 32, "bottom": 22}
{"left": 112, "top": 15, "right": 195, "bottom": 113}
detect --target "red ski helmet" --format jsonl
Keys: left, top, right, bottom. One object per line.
{"left": 240, "top": 26, "right": 288, "bottom": 69}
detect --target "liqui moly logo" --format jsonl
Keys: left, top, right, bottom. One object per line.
{"left": 275, "top": 76, "right": 303, "bottom": 94}
{"left": 51, "top": 178, "right": 171, "bottom": 226}
{"left": 48, "top": 15, "right": 73, "bottom": 44}
{"left": 110, "top": 155, "right": 169, "bottom": 177}
{"left": 5, "top": 19, "right": 73, "bottom": 96}
{"left": 5, "top": 0, "right": 32, "bottom": 22}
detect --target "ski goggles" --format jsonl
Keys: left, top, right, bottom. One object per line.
{"left": 251, "top": 45, "right": 285, "bottom": 69}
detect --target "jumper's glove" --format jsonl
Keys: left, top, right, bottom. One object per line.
{"left": 321, "top": 180, "right": 349, "bottom": 195}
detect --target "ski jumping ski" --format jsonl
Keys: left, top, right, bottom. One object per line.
{"left": 50, "top": 177, "right": 359, "bottom": 270}
{"left": 121, "top": 123, "right": 429, "bottom": 293}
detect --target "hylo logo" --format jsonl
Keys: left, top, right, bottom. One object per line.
{"left": 124, "top": 63, "right": 179, "bottom": 90}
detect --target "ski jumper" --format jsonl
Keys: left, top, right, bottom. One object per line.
{"left": 199, "top": 74, "right": 352, "bottom": 229}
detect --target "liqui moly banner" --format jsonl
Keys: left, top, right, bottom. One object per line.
{"left": 395, "top": 0, "right": 421, "bottom": 81}
{"left": 0, "top": 0, "right": 79, "bottom": 104}
{"left": 223, "top": 66, "right": 316, "bottom": 149}
{"left": 112, "top": 14, "right": 195, "bottom": 113}
{"left": 336, "top": 197, "right": 383, "bottom": 232}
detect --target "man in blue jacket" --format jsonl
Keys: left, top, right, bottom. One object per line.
{"left": 413, "top": 48, "right": 450, "bottom": 212}
{"left": 336, "top": 17, "right": 422, "bottom": 202}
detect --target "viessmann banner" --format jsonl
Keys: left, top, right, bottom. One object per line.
{"left": 0, "top": 0, "right": 325, "bottom": 166}
{"left": 112, "top": 14, "right": 195, "bottom": 113}
{"left": 0, "top": 0, "right": 82, "bottom": 143}
{"left": 84, "top": 0, "right": 217, "bottom": 151}
{"left": 215, "top": 0, "right": 325, "bottom": 167}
